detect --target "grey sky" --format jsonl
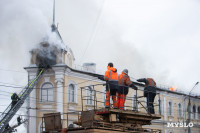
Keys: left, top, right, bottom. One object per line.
{"left": 56, "top": 0, "right": 200, "bottom": 91}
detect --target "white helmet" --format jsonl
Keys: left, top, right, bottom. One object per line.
{"left": 123, "top": 69, "right": 128, "bottom": 75}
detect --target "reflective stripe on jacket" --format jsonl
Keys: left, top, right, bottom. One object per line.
{"left": 104, "top": 66, "right": 118, "bottom": 81}
{"left": 118, "top": 72, "right": 132, "bottom": 95}
{"left": 147, "top": 78, "right": 156, "bottom": 87}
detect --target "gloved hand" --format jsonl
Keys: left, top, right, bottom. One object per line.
{"left": 130, "top": 83, "right": 138, "bottom": 90}
{"left": 98, "top": 76, "right": 105, "bottom": 81}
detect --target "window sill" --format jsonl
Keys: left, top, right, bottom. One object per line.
{"left": 178, "top": 117, "right": 184, "bottom": 119}
{"left": 168, "top": 115, "right": 174, "bottom": 118}
{"left": 39, "top": 101, "right": 55, "bottom": 104}
{"left": 68, "top": 102, "right": 78, "bottom": 105}
{"left": 86, "top": 104, "right": 94, "bottom": 107}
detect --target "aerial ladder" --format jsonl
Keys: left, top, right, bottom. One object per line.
{"left": 0, "top": 68, "right": 46, "bottom": 133}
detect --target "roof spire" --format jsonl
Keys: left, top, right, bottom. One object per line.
{"left": 51, "top": 0, "right": 63, "bottom": 42}
{"left": 51, "top": 0, "right": 56, "bottom": 31}
{"left": 53, "top": 0, "right": 55, "bottom": 25}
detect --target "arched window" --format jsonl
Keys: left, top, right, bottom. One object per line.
{"left": 198, "top": 106, "right": 200, "bottom": 120}
{"left": 158, "top": 99, "right": 163, "bottom": 115}
{"left": 132, "top": 94, "right": 137, "bottom": 111}
{"left": 178, "top": 103, "right": 182, "bottom": 117}
{"left": 168, "top": 101, "right": 172, "bottom": 116}
{"left": 68, "top": 84, "right": 75, "bottom": 103}
{"left": 187, "top": 105, "right": 191, "bottom": 119}
{"left": 86, "top": 86, "right": 93, "bottom": 105}
{"left": 41, "top": 82, "right": 54, "bottom": 102}
{"left": 193, "top": 105, "right": 196, "bottom": 119}
{"left": 102, "top": 89, "right": 106, "bottom": 107}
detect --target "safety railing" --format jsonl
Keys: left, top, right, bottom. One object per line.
{"left": 80, "top": 82, "right": 161, "bottom": 115}
{"left": 40, "top": 82, "right": 161, "bottom": 133}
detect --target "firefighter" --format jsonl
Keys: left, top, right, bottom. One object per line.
{"left": 17, "top": 116, "right": 22, "bottom": 125}
{"left": 11, "top": 93, "right": 20, "bottom": 108}
{"left": 98, "top": 62, "right": 118, "bottom": 109}
{"left": 117, "top": 69, "right": 137, "bottom": 110}
{"left": 137, "top": 78, "right": 156, "bottom": 114}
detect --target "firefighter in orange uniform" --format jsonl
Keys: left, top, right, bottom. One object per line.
{"left": 137, "top": 78, "right": 156, "bottom": 114}
{"left": 100, "top": 62, "right": 118, "bottom": 109}
{"left": 117, "top": 69, "right": 137, "bottom": 110}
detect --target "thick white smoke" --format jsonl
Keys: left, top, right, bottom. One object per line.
{"left": 0, "top": 0, "right": 58, "bottom": 132}
{"left": 56, "top": 0, "right": 200, "bottom": 94}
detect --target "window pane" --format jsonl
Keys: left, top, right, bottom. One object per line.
{"left": 178, "top": 104, "right": 182, "bottom": 117}
{"left": 41, "top": 83, "right": 54, "bottom": 102}
{"left": 48, "top": 89, "right": 53, "bottom": 101}
{"left": 168, "top": 102, "right": 172, "bottom": 116}
{"left": 158, "top": 100, "right": 162, "bottom": 115}
{"left": 133, "top": 95, "right": 137, "bottom": 111}
{"left": 87, "top": 87, "right": 93, "bottom": 105}
{"left": 69, "top": 84, "right": 75, "bottom": 102}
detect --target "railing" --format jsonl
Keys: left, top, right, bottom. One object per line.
{"left": 80, "top": 83, "right": 161, "bottom": 115}
{"left": 40, "top": 83, "right": 161, "bottom": 133}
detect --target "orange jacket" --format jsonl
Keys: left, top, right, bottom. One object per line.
{"left": 118, "top": 72, "right": 132, "bottom": 95}
{"left": 147, "top": 78, "right": 156, "bottom": 87}
{"left": 104, "top": 66, "right": 118, "bottom": 81}
{"left": 118, "top": 72, "right": 132, "bottom": 86}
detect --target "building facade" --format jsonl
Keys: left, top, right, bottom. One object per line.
{"left": 25, "top": 42, "right": 200, "bottom": 133}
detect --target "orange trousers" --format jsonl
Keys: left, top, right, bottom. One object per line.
{"left": 117, "top": 93, "right": 126, "bottom": 110}
{"left": 105, "top": 90, "right": 117, "bottom": 108}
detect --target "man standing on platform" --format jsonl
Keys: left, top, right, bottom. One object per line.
{"left": 118, "top": 69, "right": 137, "bottom": 110}
{"left": 137, "top": 78, "right": 156, "bottom": 114}
{"left": 98, "top": 62, "right": 118, "bottom": 109}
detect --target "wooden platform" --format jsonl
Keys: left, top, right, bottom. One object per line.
{"left": 77, "top": 109, "right": 161, "bottom": 132}
{"left": 42, "top": 109, "right": 162, "bottom": 133}
{"left": 94, "top": 109, "right": 161, "bottom": 125}
{"left": 66, "top": 128, "right": 160, "bottom": 133}
{"left": 95, "top": 108, "right": 161, "bottom": 119}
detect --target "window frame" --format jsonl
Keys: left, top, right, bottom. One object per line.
{"left": 102, "top": 88, "right": 106, "bottom": 107}
{"left": 168, "top": 101, "right": 173, "bottom": 116}
{"left": 178, "top": 103, "right": 182, "bottom": 118}
{"left": 86, "top": 86, "right": 94, "bottom": 105}
{"left": 40, "top": 82, "right": 54, "bottom": 102}
{"left": 157, "top": 98, "right": 163, "bottom": 115}
{"left": 68, "top": 84, "right": 76, "bottom": 103}
{"left": 198, "top": 106, "right": 200, "bottom": 120}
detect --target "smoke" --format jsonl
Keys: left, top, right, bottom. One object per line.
{"left": 0, "top": 0, "right": 62, "bottom": 131}
{"left": 0, "top": 0, "right": 200, "bottom": 131}
{"left": 56, "top": 0, "right": 200, "bottom": 94}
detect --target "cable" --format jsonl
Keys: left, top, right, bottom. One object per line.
{"left": 80, "top": 0, "right": 105, "bottom": 63}
{"left": 0, "top": 68, "right": 27, "bottom": 74}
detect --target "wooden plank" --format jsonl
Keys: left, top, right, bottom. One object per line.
{"left": 98, "top": 109, "right": 161, "bottom": 119}
{"left": 109, "top": 114, "right": 117, "bottom": 122}
{"left": 120, "top": 114, "right": 152, "bottom": 121}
